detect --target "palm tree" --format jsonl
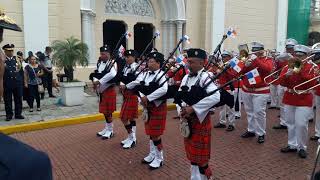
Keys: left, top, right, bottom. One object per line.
{"left": 51, "top": 36, "right": 89, "bottom": 81}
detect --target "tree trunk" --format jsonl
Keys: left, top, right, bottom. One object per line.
{"left": 64, "top": 66, "right": 74, "bottom": 82}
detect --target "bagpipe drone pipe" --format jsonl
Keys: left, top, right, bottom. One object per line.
{"left": 131, "top": 35, "right": 190, "bottom": 99}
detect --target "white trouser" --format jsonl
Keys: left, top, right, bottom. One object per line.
{"left": 278, "top": 86, "right": 287, "bottom": 126}
{"left": 242, "top": 92, "right": 269, "bottom": 136}
{"left": 315, "top": 95, "right": 320, "bottom": 137}
{"left": 219, "top": 90, "right": 241, "bottom": 126}
{"left": 285, "top": 105, "right": 311, "bottom": 150}
{"left": 307, "top": 93, "right": 315, "bottom": 120}
{"left": 270, "top": 84, "right": 279, "bottom": 108}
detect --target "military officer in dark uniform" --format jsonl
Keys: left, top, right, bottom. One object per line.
{"left": 0, "top": 8, "right": 52, "bottom": 180}
{"left": 3, "top": 44, "right": 24, "bottom": 121}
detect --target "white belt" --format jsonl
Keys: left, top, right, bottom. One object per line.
{"left": 242, "top": 85, "right": 269, "bottom": 92}
{"left": 287, "top": 89, "right": 311, "bottom": 94}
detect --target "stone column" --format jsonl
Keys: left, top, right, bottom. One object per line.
{"left": 127, "top": 23, "right": 134, "bottom": 50}
{"left": 276, "top": 0, "right": 288, "bottom": 52}
{"left": 175, "top": 20, "right": 185, "bottom": 53}
{"left": 23, "top": 0, "right": 49, "bottom": 54}
{"left": 167, "top": 21, "right": 176, "bottom": 56}
{"left": 81, "top": 9, "right": 96, "bottom": 65}
{"left": 211, "top": 0, "right": 225, "bottom": 52}
{"left": 161, "top": 21, "right": 169, "bottom": 57}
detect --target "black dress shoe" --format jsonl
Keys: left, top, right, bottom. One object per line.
{"left": 241, "top": 131, "right": 255, "bottom": 138}
{"left": 276, "top": 107, "right": 280, "bottom": 110}
{"left": 268, "top": 107, "right": 277, "bottom": 109}
{"left": 235, "top": 116, "right": 240, "bottom": 119}
{"left": 257, "top": 135, "right": 265, "bottom": 144}
{"left": 226, "top": 125, "right": 235, "bottom": 131}
{"left": 309, "top": 119, "right": 314, "bottom": 123}
{"left": 214, "top": 123, "right": 226, "bottom": 128}
{"left": 280, "top": 146, "right": 297, "bottom": 153}
{"left": 15, "top": 115, "right": 25, "bottom": 119}
{"left": 5, "top": 117, "right": 12, "bottom": 121}
{"left": 298, "top": 149, "right": 307, "bottom": 158}
{"left": 272, "top": 124, "right": 287, "bottom": 130}
{"left": 310, "top": 136, "right": 320, "bottom": 141}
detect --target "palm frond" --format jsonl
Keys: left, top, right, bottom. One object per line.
{"left": 51, "top": 36, "right": 89, "bottom": 70}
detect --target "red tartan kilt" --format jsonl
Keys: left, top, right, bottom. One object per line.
{"left": 145, "top": 102, "right": 167, "bottom": 136}
{"left": 99, "top": 86, "right": 117, "bottom": 115}
{"left": 120, "top": 89, "right": 138, "bottom": 121}
{"left": 184, "top": 114, "right": 211, "bottom": 165}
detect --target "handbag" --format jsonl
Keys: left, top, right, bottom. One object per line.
{"left": 30, "top": 65, "right": 44, "bottom": 93}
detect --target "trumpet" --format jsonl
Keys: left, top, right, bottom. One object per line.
{"left": 264, "top": 54, "right": 315, "bottom": 84}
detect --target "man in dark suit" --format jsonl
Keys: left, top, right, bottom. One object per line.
{"left": 3, "top": 44, "right": 24, "bottom": 121}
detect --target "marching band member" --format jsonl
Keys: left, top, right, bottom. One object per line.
{"left": 279, "top": 45, "right": 316, "bottom": 158}
{"left": 310, "top": 48, "right": 320, "bottom": 141}
{"left": 272, "top": 38, "right": 297, "bottom": 129}
{"left": 95, "top": 46, "right": 117, "bottom": 140}
{"left": 119, "top": 50, "right": 139, "bottom": 149}
{"left": 240, "top": 42, "right": 273, "bottom": 144}
{"left": 214, "top": 50, "right": 240, "bottom": 131}
{"left": 179, "top": 48, "right": 220, "bottom": 180}
{"left": 123, "top": 52, "right": 168, "bottom": 170}
{"left": 268, "top": 50, "right": 281, "bottom": 110}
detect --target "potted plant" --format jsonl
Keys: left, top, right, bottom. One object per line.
{"left": 51, "top": 36, "right": 89, "bottom": 106}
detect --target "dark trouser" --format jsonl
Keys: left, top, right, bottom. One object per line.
{"left": 4, "top": 86, "right": 23, "bottom": 118}
{"left": 28, "top": 85, "right": 40, "bottom": 109}
{"left": 43, "top": 69, "right": 53, "bottom": 96}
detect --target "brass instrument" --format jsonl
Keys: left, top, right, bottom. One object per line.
{"left": 293, "top": 75, "right": 320, "bottom": 94}
{"left": 264, "top": 54, "right": 315, "bottom": 84}
{"left": 288, "top": 57, "right": 303, "bottom": 73}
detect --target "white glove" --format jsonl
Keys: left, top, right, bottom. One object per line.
{"left": 286, "top": 68, "right": 293, "bottom": 76}
{"left": 245, "top": 59, "right": 253, "bottom": 67}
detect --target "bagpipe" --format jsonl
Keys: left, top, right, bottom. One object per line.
{"left": 119, "top": 31, "right": 160, "bottom": 85}
{"left": 173, "top": 34, "right": 236, "bottom": 109}
{"left": 132, "top": 35, "right": 190, "bottom": 99}
{"left": 89, "top": 32, "right": 129, "bottom": 83}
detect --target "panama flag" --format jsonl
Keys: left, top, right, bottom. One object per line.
{"left": 155, "top": 30, "right": 160, "bottom": 39}
{"left": 176, "top": 54, "right": 187, "bottom": 65}
{"left": 125, "top": 31, "right": 132, "bottom": 39}
{"left": 229, "top": 57, "right": 244, "bottom": 73}
{"left": 245, "top": 68, "right": 261, "bottom": 85}
{"left": 226, "top": 27, "right": 237, "bottom": 38}
{"left": 182, "top": 35, "right": 191, "bottom": 44}
{"left": 118, "top": 45, "right": 125, "bottom": 58}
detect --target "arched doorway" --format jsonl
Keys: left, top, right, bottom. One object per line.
{"left": 134, "top": 23, "right": 154, "bottom": 56}
{"left": 103, "top": 20, "right": 127, "bottom": 53}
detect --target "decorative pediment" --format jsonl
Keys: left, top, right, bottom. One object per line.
{"left": 105, "top": 0, "right": 154, "bottom": 17}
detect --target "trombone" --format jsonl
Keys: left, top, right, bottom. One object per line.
{"left": 264, "top": 54, "right": 315, "bottom": 84}
{"left": 292, "top": 74, "right": 320, "bottom": 94}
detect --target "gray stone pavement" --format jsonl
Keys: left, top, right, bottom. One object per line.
{"left": 0, "top": 86, "right": 173, "bottom": 126}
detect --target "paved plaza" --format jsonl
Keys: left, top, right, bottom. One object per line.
{"left": 10, "top": 108, "right": 320, "bottom": 180}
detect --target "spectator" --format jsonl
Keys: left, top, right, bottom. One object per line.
{"left": 24, "top": 55, "right": 43, "bottom": 112}
{"left": 41, "top": 46, "right": 55, "bottom": 98}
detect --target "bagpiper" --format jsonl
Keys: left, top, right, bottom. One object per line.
{"left": 178, "top": 48, "right": 220, "bottom": 180}
{"left": 95, "top": 46, "right": 117, "bottom": 140}
{"left": 124, "top": 52, "right": 168, "bottom": 170}
{"left": 119, "top": 49, "right": 139, "bottom": 149}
